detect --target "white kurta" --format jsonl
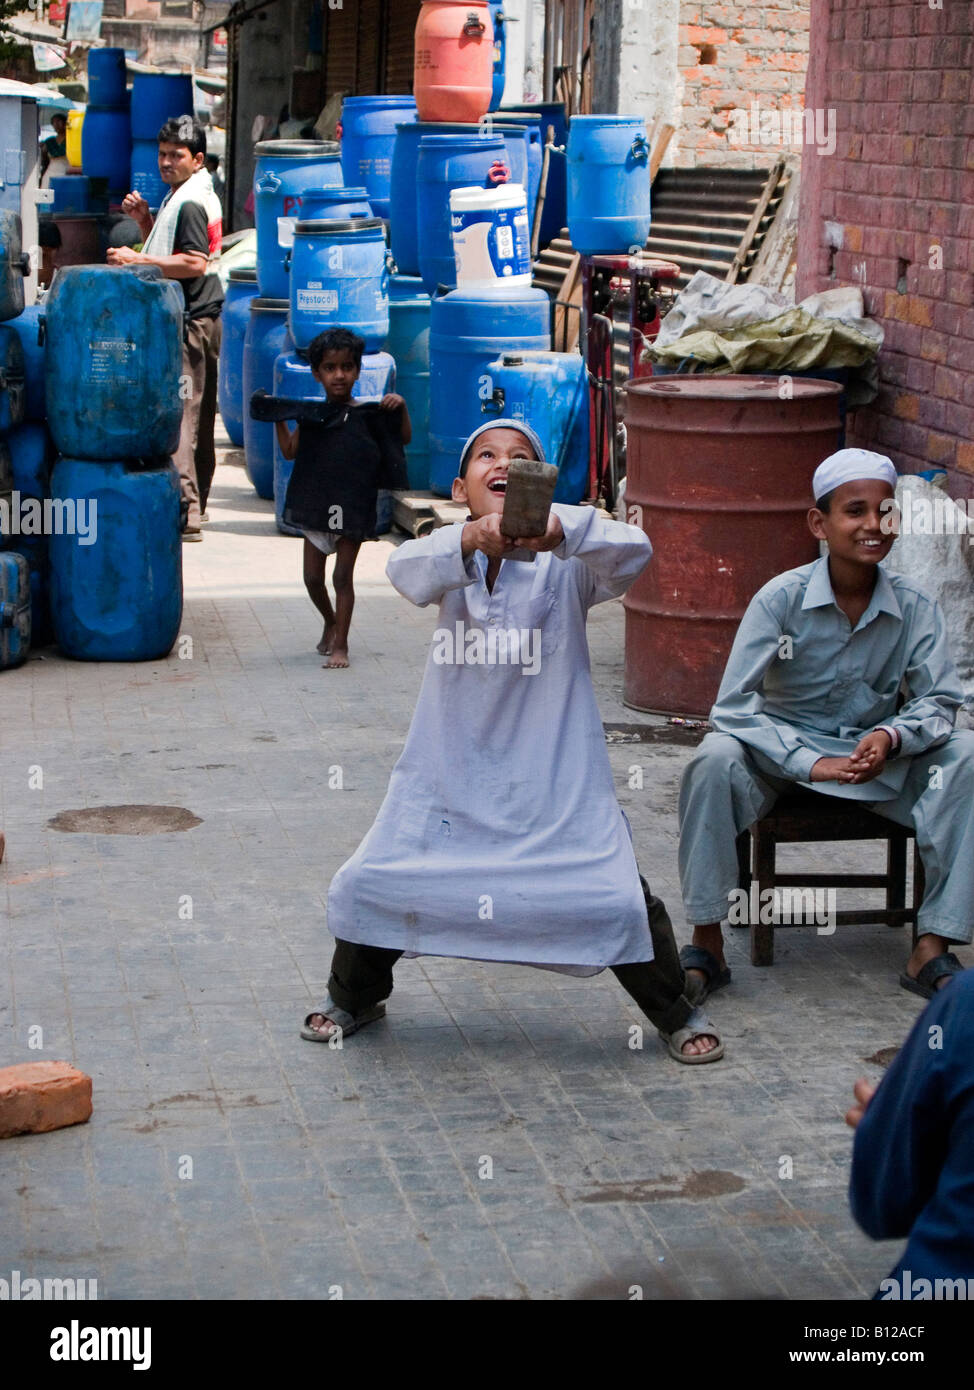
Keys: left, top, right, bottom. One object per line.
{"left": 327, "top": 504, "right": 655, "bottom": 968}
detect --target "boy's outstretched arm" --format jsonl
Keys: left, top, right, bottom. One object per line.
{"left": 380, "top": 393, "right": 412, "bottom": 446}
{"left": 537, "top": 503, "right": 652, "bottom": 604}
{"left": 275, "top": 419, "right": 298, "bottom": 461}
{"left": 386, "top": 522, "right": 485, "bottom": 607}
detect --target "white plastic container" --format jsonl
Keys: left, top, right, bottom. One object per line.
{"left": 450, "top": 183, "right": 531, "bottom": 289}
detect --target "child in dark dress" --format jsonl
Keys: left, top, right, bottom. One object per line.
{"left": 263, "top": 328, "right": 411, "bottom": 669}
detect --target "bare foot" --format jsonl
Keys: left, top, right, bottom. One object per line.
{"left": 316, "top": 623, "right": 336, "bottom": 656}
{"left": 324, "top": 646, "right": 349, "bottom": 669}
{"left": 681, "top": 1032, "right": 720, "bottom": 1057}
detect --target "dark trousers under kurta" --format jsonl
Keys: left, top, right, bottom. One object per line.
{"left": 174, "top": 314, "right": 222, "bottom": 529}
{"left": 327, "top": 879, "right": 694, "bottom": 1036}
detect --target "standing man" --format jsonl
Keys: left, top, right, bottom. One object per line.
{"left": 40, "top": 112, "right": 69, "bottom": 185}
{"left": 107, "top": 116, "right": 224, "bottom": 541}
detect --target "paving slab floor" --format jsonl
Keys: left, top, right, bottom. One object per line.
{"left": 1, "top": 435, "right": 960, "bottom": 1301}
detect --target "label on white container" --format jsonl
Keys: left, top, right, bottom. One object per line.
{"left": 450, "top": 183, "right": 532, "bottom": 289}
{"left": 296, "top": 289, "right": 339, "bottom": 312}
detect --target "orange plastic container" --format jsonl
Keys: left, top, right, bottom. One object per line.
{"left": 414, "top": 1, "right": 493, "bottom": 123}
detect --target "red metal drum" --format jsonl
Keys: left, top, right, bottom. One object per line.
{"left": 623, "top": 374, "right": 843, "bottom": 717}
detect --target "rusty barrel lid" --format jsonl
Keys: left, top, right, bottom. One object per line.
{"left": 625, "top": 373, "right": 844, "bottom": 401}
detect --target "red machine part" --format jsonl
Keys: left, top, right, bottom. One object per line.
{"left": 581, "top": 255, "right": 681, "bottom": 505}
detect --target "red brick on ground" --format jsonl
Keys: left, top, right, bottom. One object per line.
{"left": 0, "top": 1061, "right": 92, "bottom": 1139}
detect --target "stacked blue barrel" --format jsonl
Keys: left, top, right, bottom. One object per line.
{"left": 130, "top": 70, "right": 195, "bottom": 212}
{"left": 375, "top": 12, "right": 597, "bottom": 500}
{"left": 82, "top": 48, "right": 132, "bottom": 208}
{"left": 0, "top": 212, "right": 35, "bottom": 669}
{"left": 41, "top": 265, "right": 185, "bottom": 661}
{"left": 236, "top": 137, "right": 399, "bottom": 534}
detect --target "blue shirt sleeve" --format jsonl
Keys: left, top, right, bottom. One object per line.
{"left": 849, "top": 973, "right": 974, "bottom": 1259}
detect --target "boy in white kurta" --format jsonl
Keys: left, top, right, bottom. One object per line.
{"left": 303, "top": 421, "right": 723, "bottom": 1062}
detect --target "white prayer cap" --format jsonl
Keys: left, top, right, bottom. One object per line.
{"left": 813, "top": 448, "right": 897, "bottom": 503}
{"left": 460, "top": 418, "right": 546, "bottom": 476}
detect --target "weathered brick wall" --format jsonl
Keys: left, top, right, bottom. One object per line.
{"left": 797, "top": 0, "right": 974, "bottom": 498}
{"left": 676, "top": 2, "right": 811, "bottom": 167}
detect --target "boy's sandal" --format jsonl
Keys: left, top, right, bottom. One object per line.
{"left": 658, "top": 1007, "right": 724, "bottom": 1065}
{"left": 300, "top": 994, "right": 386, "bottom": 1042}
{"left": 679, "top": 944, "right": 732, "bottom": 1005}
{"left": 899, "top": 952, "right": 965, "bottom": 1000}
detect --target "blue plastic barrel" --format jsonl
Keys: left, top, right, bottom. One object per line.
{"left": 3, "top": 423, "right": 54, "bottom": 642}
{"left": 130, "top": 139, "right": 168, "bottom": 211}
{"left": 272, "top": 344, "right": 396, "bottom": 536}
{"left": 340, "top": 96, "right": 417, "bottom": 219}
{"left": 88, "top": 48, "right": 128, "bottom": 107}
{"left": 0, "top": 551, "right": 30, "bottom": 668}
{"left": 6, "top": 421, "right": 52, "bottom": 508}
{"left": 43, "top": 265, "right": 184, "bottom": 461}
{"left": 7, "top": 306, "right": 45, "bottom": 421}
{"left": 491, "top": 124, "right": 530, "bottom": 206}
{"left": 483, "top": 351, "right": 589, "bottom": 503}
{"left": 416, "top": 134, "right": 509, "bottom": 294}
{"left": 387, "top": 276, "right": 431, "bottom": 491}
{"left": 0, "top": 210, "right": 28, "bottom": 322}
{"left": 289, "top": 217, "right": 389, "bottom": 353}
{"left": 489, "top": 3, "right": 506, "bottom": 111}
{"left": 567, "top": 115, "right": 650, "bottom": 254}
{"left": 241, "top": 298, "right": 289, "bottom": 500}
{"left": 492, "top": 113, "right": 542, "bottom": 221}
{"left": 217, "top": 268, "right": 259, "bottom": 448}
{"left": 254, "top": 139, "right": 342, "bottom": 299}
{"left": 130, "top": 72, "right": 195, "bottom": 140}
{"left": 82, "top": 106, "right": 132, "bottom": 193}
{"left": 49, "top": 458, "right": 182, "bottom": 661}
{"left": 389, "top": 120, "right": 481, "bottom": 277}
{"left": 300, "top": 186, "right": 372, "bottom": 221}
{"left": 0, "top": 325, "right": 25, "bottom": 432}
{"left": 428, "top": 284, "right": 551, "bottom": 496}
{"left": 50, "top": 176, "right": 91, "bottom": 215}
{"left": 506, "top": 103, "right": 568, "bottom": 246}
{"left": 15, "top": 537, "right": 53, "bottom": 647}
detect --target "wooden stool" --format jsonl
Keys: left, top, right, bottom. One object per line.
{"left": 735, "top": 789, "right": 924, "bottom": 966}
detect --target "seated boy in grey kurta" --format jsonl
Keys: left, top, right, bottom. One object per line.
{"left": 302, "top": 419, "right": 722, "bottom": 1062}
{"left": 678, "top": 448, "right": 973, "bottom": 1002}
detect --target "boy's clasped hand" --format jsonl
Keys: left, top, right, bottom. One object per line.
{"left": 810, "top": 728, "right": 892, "bottom": 785}
{"left": 461, "top": 510, "right": 565, "bottom": 559}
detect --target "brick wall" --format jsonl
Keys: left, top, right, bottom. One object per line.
{"left": 676, "top": 2, "right": 811, "bottom": 167}
{"left": 797, "top": 0, "right": 974, "bottom": 499}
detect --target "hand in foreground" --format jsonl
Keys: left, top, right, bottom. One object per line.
{"left": 512, "top": 513, "right": 565, "bottom": 553}
{"left": 461, "top": 512, "right": 516, "bottom": 559}
{"left": 845, "top": 1076, "right": 878, "bottom": 1129}
{"left": 106, "top": 246, "right": 141, "bottom": 266}
{"left": 379, "top": 393, "right": 405, "bottom": 412}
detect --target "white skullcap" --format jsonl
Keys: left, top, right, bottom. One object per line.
{"left": 813, "top": 448, "right": 897, "bottom": 503}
